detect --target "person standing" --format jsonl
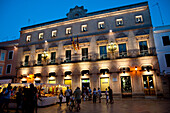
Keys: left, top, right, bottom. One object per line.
{"left": 92, "top": 88, "right": 97, "bottom": 103}
{"left": 59, "top": 90, "right": 63, "bottom": 106}
{"left": 3, "top": 83, "right": 12, "bottom": 113}
{"left": 98, "top": 88, "right": 102, "bottom": 103}
{"left": 65, "top": 87, "right": 70, "bottom": 106}
{"left": 108, "top": 86, "right": 113, "bottom": 104}
{"left": 88, "top": 87, "right": 92, "bottom": 100}
{"left": 16, "top": 88, "right": 22, "bottom": 113}
{"left": 105, "top": 88, "right": 108, "bottom": 104}
{"left": 74, "top": 87, "right": 81, "bottom": 111}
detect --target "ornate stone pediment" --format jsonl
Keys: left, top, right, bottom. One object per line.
{"left": 116, "top": 33, "right": 127, "bottom": 38}
{"left": 135, "top": 35, "right": 149, "bottom": 40}
{"left": 135, "top": 29, "right": 149, "bottom": 36}
{"left": 67, "top": 6, "right": 87, "bottom": 19}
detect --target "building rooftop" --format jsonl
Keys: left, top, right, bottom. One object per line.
{"left": 21, "top": 1, "right": 148, "bottom": 31}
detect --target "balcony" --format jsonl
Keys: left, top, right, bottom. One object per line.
{"left": 47, "top": 59, "right": 58, "bottom": 65}
{"left": 20, "top": 48, "right": 156, "bottom": 67}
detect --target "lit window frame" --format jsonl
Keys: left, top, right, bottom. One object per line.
{"left": 26, "top": 35, "right": 31, "bottom": 42}
{"left": 66, "top": 27, "right": 72, "bottom": 35}
{"left": 116, "top": 18, "right": 123, "bottom": 26}
{"left": 81, "top": 24, "right": 87, "bottom": 32}
{"left": 135, "top": 15, "right": 143, "bottom": 23}
{"left": 39, "top": 33, "right": 44, "bottom": 40}
{"left": 52, "top": 30, "right": 57, "bottom": 37}
{"left": 98, "top": 21, "right": 105, "bottom": 29}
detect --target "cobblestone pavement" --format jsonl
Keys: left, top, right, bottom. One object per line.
{"left": 7, "top": 99, "right": 170, "bottom": 113}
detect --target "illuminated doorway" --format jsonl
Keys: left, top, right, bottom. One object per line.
{"left": 143, "top": 75, "right": 155, "bottom": 96}
{"left": 82, "top": 78, "right": 90, "bottom": 90}
{"left": 64, "top": 79, "right": 72, "bottom": 89}
{"left": 121, "top": 76, "right": 132, "bottom": 97}
{"left": 100, "top": 77, "right": 109, "bottom": 92}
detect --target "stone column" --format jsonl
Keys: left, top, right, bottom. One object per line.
{"left": 111, "top": 73, "right": 121, "bottom": 98}
{"left": 90, "top": 73, "right": 99, "bottom": 91}
{"left": 132, "top": 72, "right": 145, "bottom": 98}
{"left": 72, "top": 74, "right": 81, "bottom": 91}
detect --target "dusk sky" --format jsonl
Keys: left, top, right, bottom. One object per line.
{"left": 0, "top": 0, "right": 170, "bottom": 42}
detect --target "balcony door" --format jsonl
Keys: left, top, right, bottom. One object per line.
{"left": 100, "top": 46, "right": 107, "bottom": 59}
{"left": 139, "top": 41, "right": 148, "bottom": 55}
{"left": 143, "top": 75, "right": 155, "bottom": 96}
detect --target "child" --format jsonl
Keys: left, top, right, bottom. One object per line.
{"left": 105, "top": 88, "right": 108, "bottom": 104}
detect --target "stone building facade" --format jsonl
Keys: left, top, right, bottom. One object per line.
{"left": 0, "top": 40, "right": 19, "bottom": 83}
{"left": 17, "top": 2, "right": 163, "bottom": 98}
{"left": 153, "top": 25, "right": 170, "bottom": 98}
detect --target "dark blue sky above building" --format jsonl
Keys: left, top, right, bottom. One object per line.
{"left": 0, "top": 0, "right": 169, "bottom": 42}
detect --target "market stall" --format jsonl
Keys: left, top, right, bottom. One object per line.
{"left": 37, "top": 83, "right": 69, "bottom": 107}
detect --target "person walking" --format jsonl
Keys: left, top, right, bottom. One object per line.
{"left": 105, "top": 88, "right": 108, "bottom": 104}
{"left": 98, "top": 88, "right": 102, "bottom": 103}
{"left": 74, "top": 87, "right": 81, "bottom": 111}
{"left": 0, "top": 88, "right": 6, "bottom": 113}
{"left": 3, "top": 83, "right": 12, "bottom": 113}
{"left": 16, "top": 88, "right": 22, "bottom": 113}
{"left": 92, "top": 88, "right": 97, "bottom": 103}
{"left": 108, "top": 86, "right": 114, "bottom": 104}
{"left": 59, "top": 90, "right": 63, "bottom": 106}
{"left": 88, "top": 87, "right": 92, "bottom": 100}
{"left": 65, "top": 87, "right": 70, "bottom": 106}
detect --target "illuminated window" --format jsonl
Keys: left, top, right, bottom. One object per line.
{"left": 52, "top": 30, "right": 57, "bottom": 37}
{"left": 98, "top": 21, "right": 105, "bottom": 29}
{"left": 81, "top": 24, "right": 87, "bottom": 32}
{"left": 116, "top": 18, "right": 123, "bottom": 26}
{"left": 26, "top": 35, "right": 31, "bottom": 42}
{"left": 135, "top": 15, "right": 143, "bottom": 23}
{"left": 0, "top": 66, "right": 2, "bottom": 75}
{"left": 66, "top": 27, "right": 72, "bottom": 34}
{"left": 6, "top": 64, "right": 11, "bottom": 74}
{"left": 39, "top": 33, "right": 44, "bottom": 39}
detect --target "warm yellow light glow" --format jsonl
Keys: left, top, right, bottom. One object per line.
{"left": 21, "top": 78, "right": 27, "bottom": 81}
{"left": 35, "top": 77, "right": 40, "bottom": 81}
{"left": 109, "top": 30, "right": 112, "bottom": 32}
{"left": 49, "top": 76, "right": 55, "bottom": 80}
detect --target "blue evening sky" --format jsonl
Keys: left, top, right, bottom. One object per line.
{"left": 0, "top": 0, "right": 169, "bottom": 42}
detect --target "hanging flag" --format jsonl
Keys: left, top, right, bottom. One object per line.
{"left": 77, "top": 35, "right": 79, "bottom": 50}
{"left": 71, "top": 37, "right": 77, "bottom": 50}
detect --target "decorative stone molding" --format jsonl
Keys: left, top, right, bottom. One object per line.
{"left": 67, "top": 6, "right": 87, "bottom": 19}
{"left": 115, "top": 37, "right": 128, "bottom": 43}
{"left": 135, "top": 34, "right": 149, "bottom": 40}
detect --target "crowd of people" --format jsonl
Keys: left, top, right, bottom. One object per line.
{"left": 0, "top": 83, "right": 114, "bottom": 113}
{"left": 0, "top": 83, "right": 38, "bottom": 113}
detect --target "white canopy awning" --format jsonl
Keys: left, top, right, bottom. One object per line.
{"left": 0, "top": 79, "right": 12, "bottom": 84}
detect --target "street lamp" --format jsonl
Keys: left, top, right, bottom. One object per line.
{"left": 108, "top": 41, "right": 117, "bottom": 59}
{"left": 42, "top": 50, "right": 48, "bottom": 61}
